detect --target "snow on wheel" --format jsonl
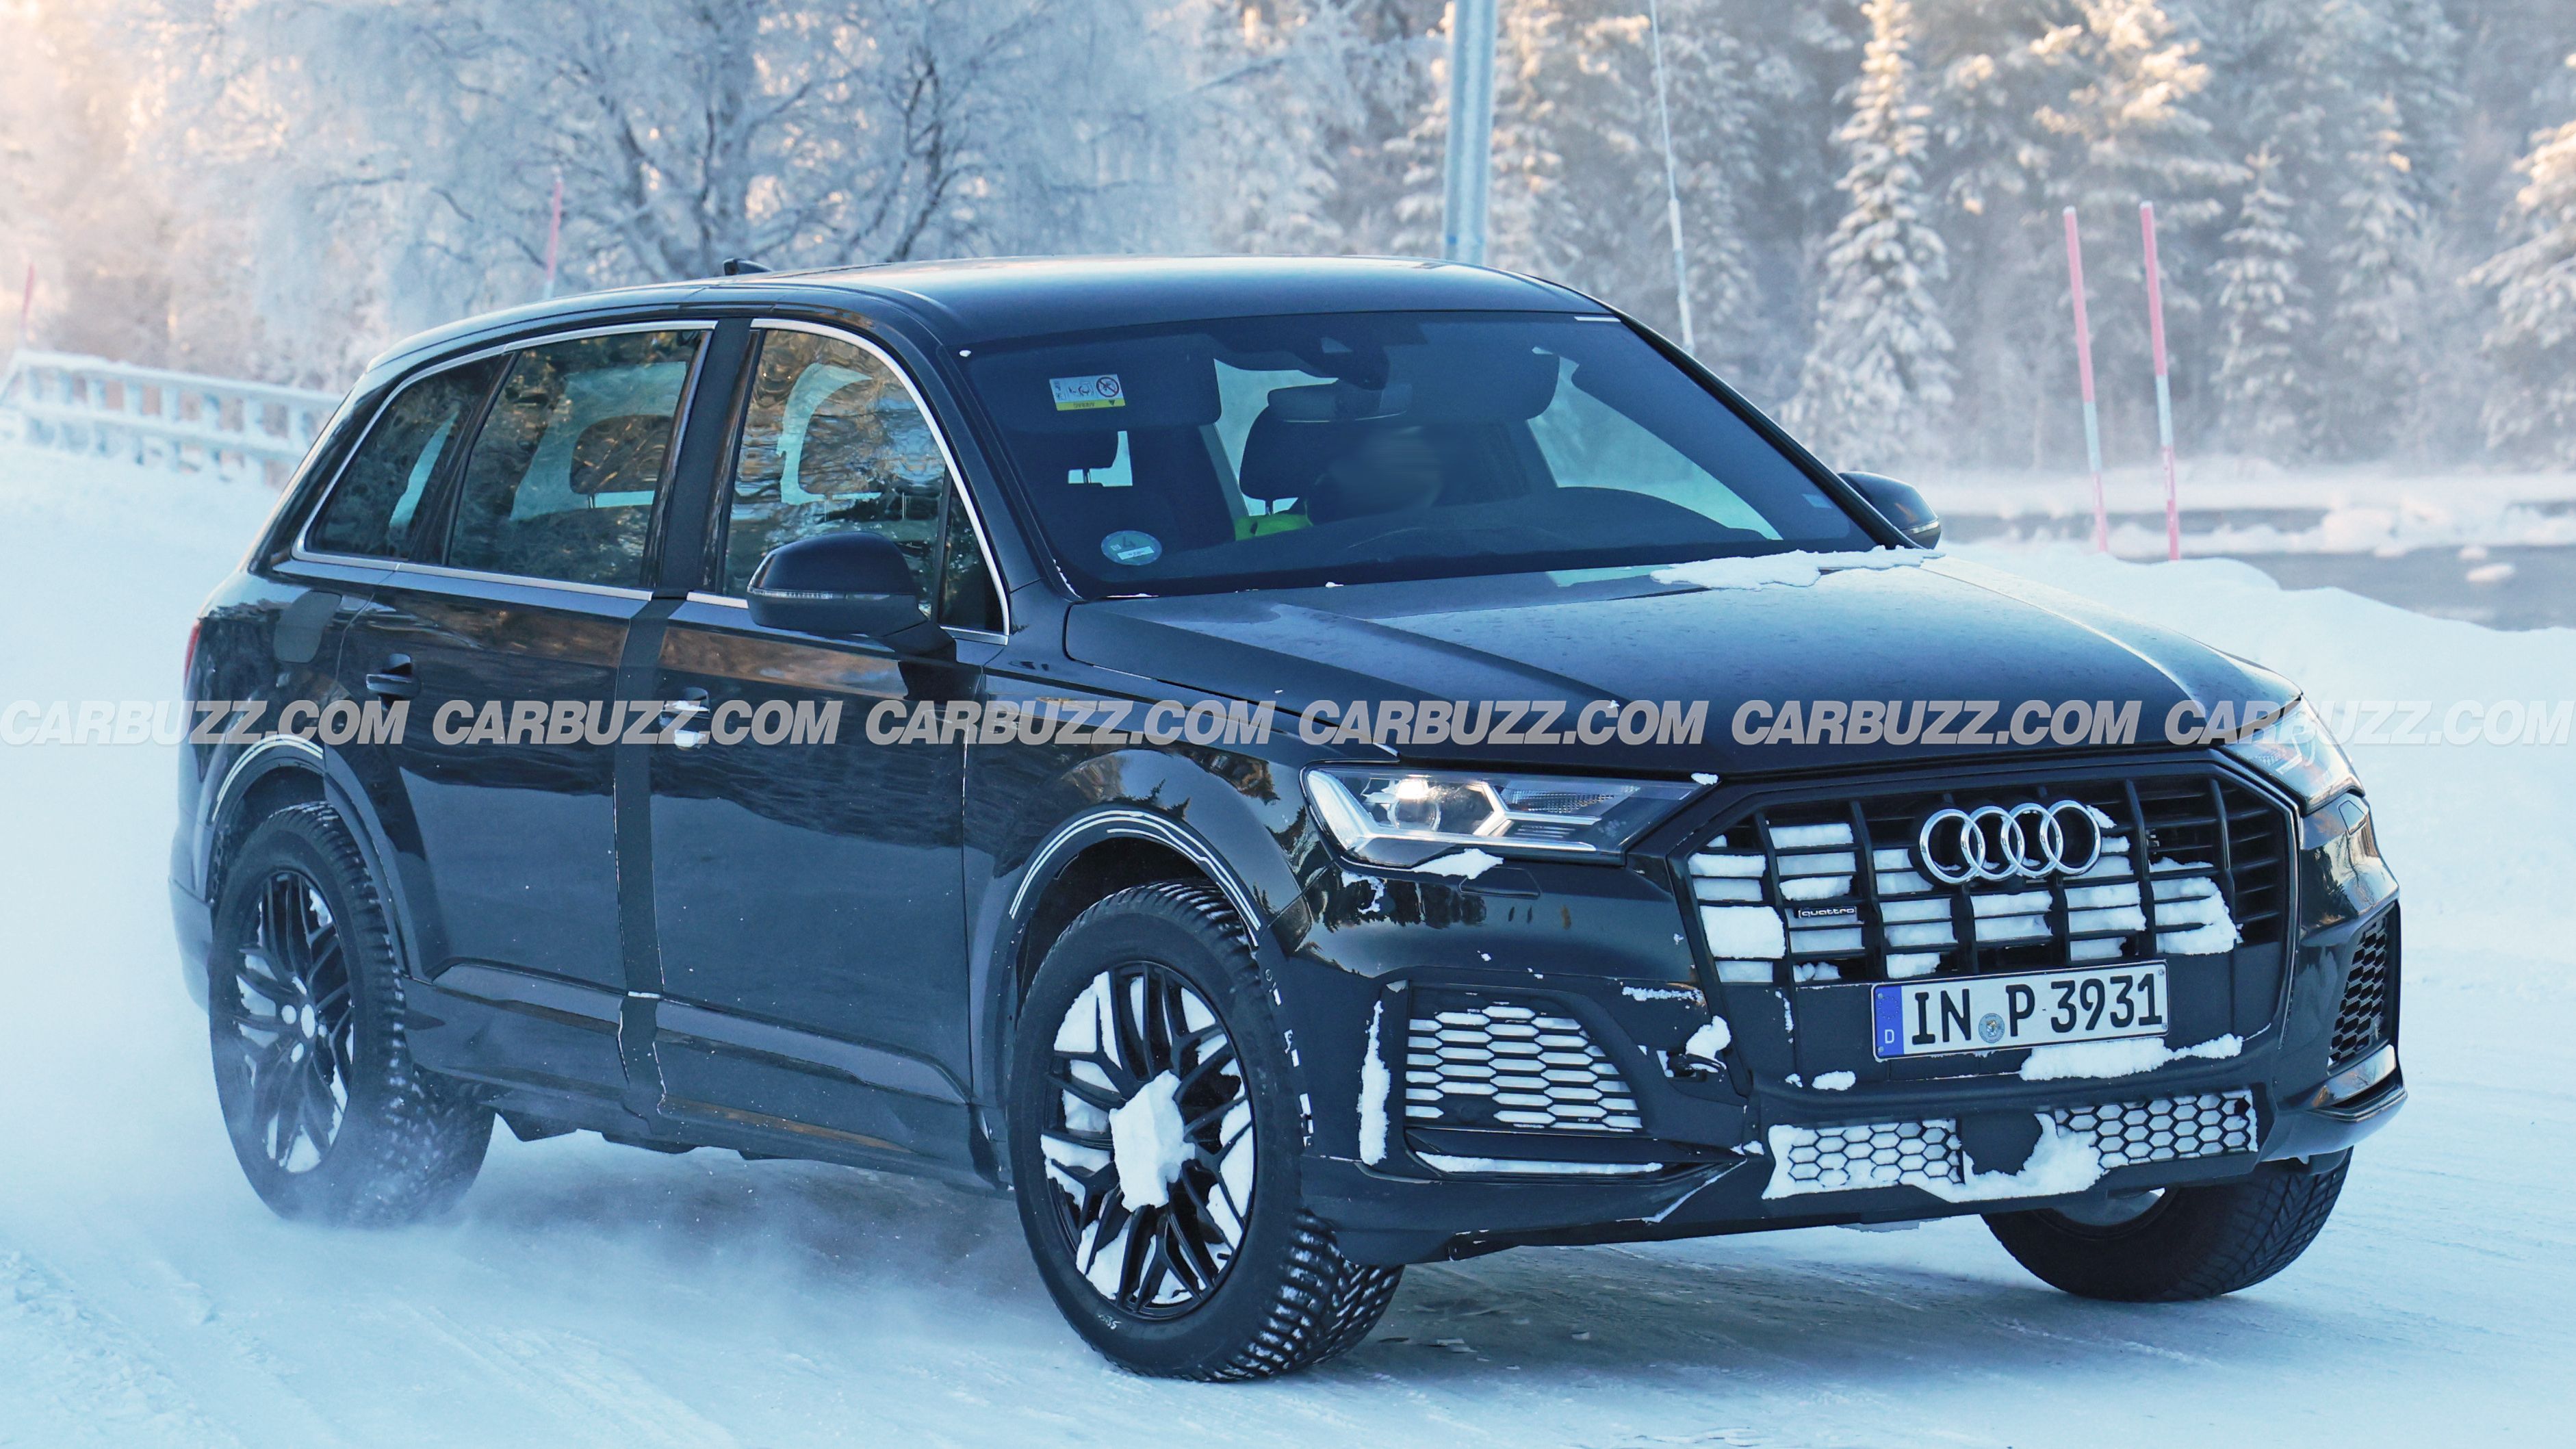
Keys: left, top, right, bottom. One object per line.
{"left": 1039, "top": 960, "right": 1255, "bottom": 1316}
{"left": 1009, "top": 881, "right": 1399, "bottom": 1380}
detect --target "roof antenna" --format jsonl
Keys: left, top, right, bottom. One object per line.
{"left": 719, "top": 257, "right": 771, "bottom": 277}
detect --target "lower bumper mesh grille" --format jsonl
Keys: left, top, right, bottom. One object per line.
{"left": 2331, "top": 910, "right": 2398, "bottom": 1067}
{"left": 1766, "top": 1089, "right": 2257, "bottom": 1198}
{"left": 1402, "top": 999, "right": 1641, "bottom": 1133}
{"left": 2052, "top": 1091, "right": 2257, "bottom": 1170}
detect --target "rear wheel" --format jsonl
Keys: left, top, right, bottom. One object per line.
{"left": 209, "top": 804, "right": 491, "bottom": 1224}
{"left": 1985, "top": 1158, "right": 2348, "bottom": 1301}
{"left": 1009, "top": 881, "right": 1400, "bottom": 1380}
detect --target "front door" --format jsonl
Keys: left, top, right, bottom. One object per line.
{"left": 645, "top": 322, "right": 999, "bottom": 1163}
{"left": 342, "top": 325, "right": 709, "bottom": 1103}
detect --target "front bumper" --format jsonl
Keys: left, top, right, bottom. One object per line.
{"left": 1270, "top": 754, "right": 2404, "bottom": 1265}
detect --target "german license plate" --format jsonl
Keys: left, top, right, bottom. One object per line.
{"left": 1870, "top": 962, "right": 2167, "bottom": 1060}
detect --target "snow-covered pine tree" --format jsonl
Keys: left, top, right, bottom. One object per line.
{"left": 2469, "top": 55, "right": 2576, "bottom": 466}
{"left": 1187, "top": 1, "right": 1423, "bottom": 257}
{"left": 2214, "top": 148, "right": 2313, "bottom": 458}
{"left": 1383, "top": 0, "right": 1777, "bottom": 364}
{"left": 1920, "top": 0, "right": 2230, "bottom": 466}
{"left": 2319, "top": 94, "right": 2428, "bottom": 459}
{"left": 1651, "top": 0, "right": 1766, "bottom": 376}
{"left": 1785, "top": 0, "right": 1954, "bottom": 467}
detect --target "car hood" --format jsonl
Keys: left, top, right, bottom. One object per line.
{"left": 1061, "top": 552, "right": 2290, "bottom": 775}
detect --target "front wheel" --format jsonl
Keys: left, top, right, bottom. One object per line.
{"left": 1985, "top": 1158, "right": 2349, "bottom": 1301}
{"left": 208, "top": 803, "right": 492, "bottom": 1224}
{"left": 1008, "top": 881, "right": 1399, "bottom": 1380}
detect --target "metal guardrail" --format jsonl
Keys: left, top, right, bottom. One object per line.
{"left": 0, "top": 347, "right": 344, "bottom": 482}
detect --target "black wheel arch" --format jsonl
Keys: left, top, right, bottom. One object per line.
{"left": 197, "top": 741, "right": 427, "bottom": 1001}
{"left": 974, "top": 793, "right": 1311, "bottom": 1175}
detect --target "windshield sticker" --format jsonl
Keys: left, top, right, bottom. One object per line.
{"left": 1100, "top": 530, "right": 1162, "bottom": 565}
{"left": 1050, "top": 374, "right": 1126, "bottom": 411}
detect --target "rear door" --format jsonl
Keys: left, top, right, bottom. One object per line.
{"left": 341, "top": 324, "right": 710, "bottom": 1104}
{"left": 642, "top": 320, "right": 1003, "bottom": 1163}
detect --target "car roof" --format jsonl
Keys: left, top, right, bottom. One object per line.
{"left": 761, "top": 255, "right": 1603, "bottom": 342}
{"left": 362, "top": 256, "right": 1604, "bottom": 381}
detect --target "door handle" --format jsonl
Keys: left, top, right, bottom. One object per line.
{"left": 364, "top": 655, "right": 417, "bottom": 700}
{"left": 663, "top": 687, "right": 712, "bottom": 749}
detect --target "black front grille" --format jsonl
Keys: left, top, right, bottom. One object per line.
{"left": 2332, "top": 909, "right": 2399, "bottom": 1066}
{"left": 1686, "top": 772, "right": 2289, "bottom": 985}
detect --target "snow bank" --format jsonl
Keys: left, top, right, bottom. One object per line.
{"left": 1920, "top": 461, "right": 2576, "bottom": 555}
{"left": 1957, "top": 544, "right": 2576, "bottom": 970}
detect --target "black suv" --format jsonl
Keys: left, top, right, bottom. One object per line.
{"left": 174, "top": 257, "right": 2404, "bottom": 1380}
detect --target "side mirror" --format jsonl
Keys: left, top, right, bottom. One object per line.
{"left": 745, "top": 533, "right": 948, "bottom": 654}
{"left": 1841, "top": 471, "right": 1942, "bottom": 549}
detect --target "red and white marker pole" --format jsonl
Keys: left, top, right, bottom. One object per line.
{"left": 2063, "top": 209, "right": 2109, "bottom": 553}
{"left": 541, "top": 170, "right": 564, "bottom": 300}
{"left": 2140, "top": 201, "right": 2180, "bottom": 562}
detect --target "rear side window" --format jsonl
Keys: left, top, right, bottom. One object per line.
{"left": 305, "top": 359, "right": 502, "bottom": 558}
{"left": 444, "top": 329, "right": 702, "bottom": 587}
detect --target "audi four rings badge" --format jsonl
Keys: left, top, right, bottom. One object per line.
{"left": 1915, "top": 800, "right": 2107, "bottom": 884}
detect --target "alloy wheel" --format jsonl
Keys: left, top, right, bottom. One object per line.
{"left": 1039, "top": 959, "right": 1254, "bottom": 1318}
{"left": 215, "top": 869, "right": 356, "bottom": 1173}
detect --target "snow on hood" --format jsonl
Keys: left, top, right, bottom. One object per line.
{"left": 1648, "top": 548, "right": 1925, "bottom": 591}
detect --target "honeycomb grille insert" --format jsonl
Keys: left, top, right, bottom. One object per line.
{"left": 2048, "top": 1090, "right": 2257, "bottom": 1170}
{"left": 2331, "top": 911, "right": 2398, "bottom": 1067}
{"left": 1768, "top": 1118, "right": 1963, "bottom": 1196}
{"left": 1402, "top": 1002, "right": 1642, "bottom": 1133}
{"left": 1765, "top": 1089, "right": 2258, "bottom": 1198}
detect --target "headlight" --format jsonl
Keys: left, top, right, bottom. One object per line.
{"left": 1303, "top": 765, "right": 1699, "bottom": 868}
{"left": 2224, "top": 697, "right": 2358, "bottom": 808}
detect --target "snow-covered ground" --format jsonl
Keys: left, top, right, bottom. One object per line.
{"left": 1918, "top": 459, "right": 2576, "bottom": 556}
{"left": 3, "top": 444, "right": 2572, "bottom": 1446}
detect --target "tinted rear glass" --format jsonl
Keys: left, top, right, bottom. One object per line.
{"left": 960, "top": 311, "right": 1874, "bottom": 595}
{"left": 307, "top": 359, "right": 501, "bottom": 558}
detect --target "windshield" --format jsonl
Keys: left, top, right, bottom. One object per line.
{"left": 960, "top": 311, "right": 1877, "bottom": 596}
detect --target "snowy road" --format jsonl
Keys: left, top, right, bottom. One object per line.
{"left": 3, "top": 447, "right": 2572, "bottom": 1447}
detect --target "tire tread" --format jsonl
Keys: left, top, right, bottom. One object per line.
{"left": 1987, "top": 1159, "right": 2347, "bottom": 1302}
{"left": 1022, "top": 880, "right": 1400, "bottom": 1381}
{"left": 214, "top": 803, "right": 490, "bottom": 1224}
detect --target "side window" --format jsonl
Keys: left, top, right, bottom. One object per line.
{"left": 306, "top": 358, "right": 502, "bottom": 558}
{"left": 721, "top": 329, "right": 965, "bottom": 618}
{"left": 444, "top": 329, "right": 701, "bottom": 587}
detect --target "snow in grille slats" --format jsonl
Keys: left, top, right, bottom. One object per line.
{"left": 1684, "top": 795, "right": 2245, "bottom": 982}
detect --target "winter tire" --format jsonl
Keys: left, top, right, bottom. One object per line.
{"left": 1984, "top": 1157, "right": 2349, "bottom": 1301}
{"left": 1008, "top": 880, "right": 1400, "bottom": 1380}
{"left": 208, "top": 802, "right": 492, "bottom": 1224}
